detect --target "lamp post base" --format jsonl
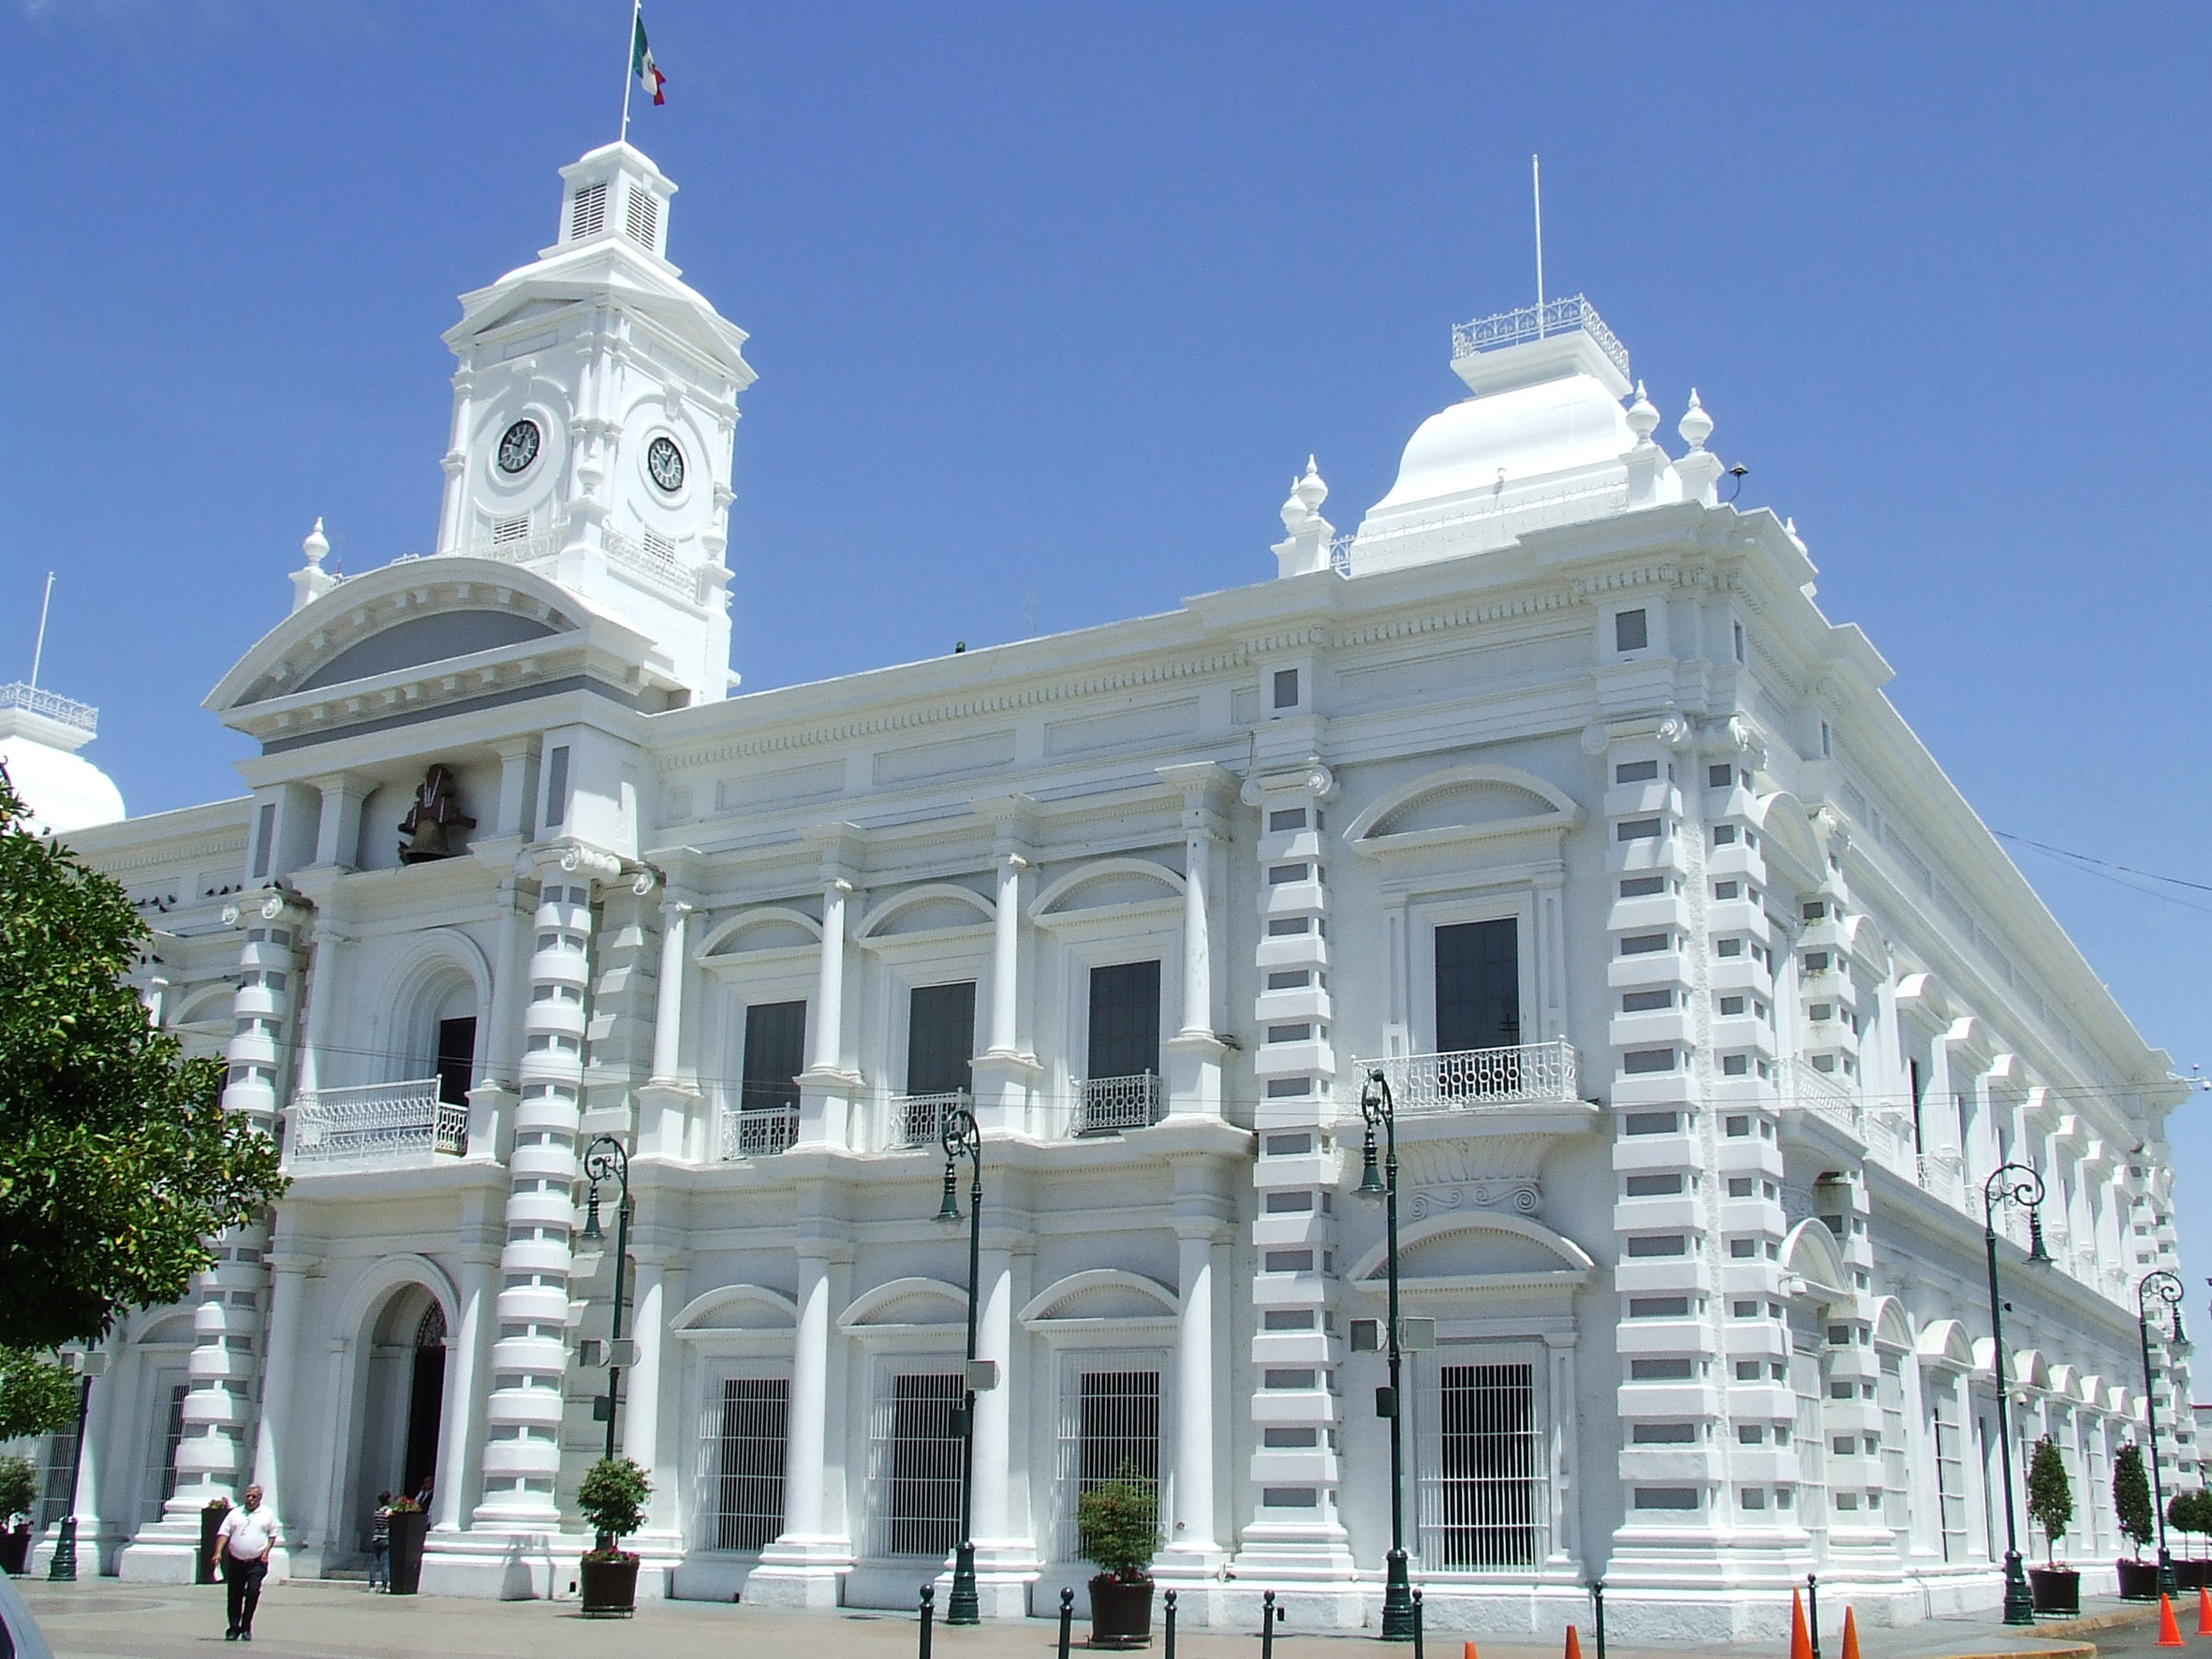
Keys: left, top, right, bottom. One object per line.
{"left": 2001, "top": 1549, "right": 2036, "bottom": 1626}
{"left": 2158, "top": 1546, "right": 2179, "bottom": 1600}
{"left": 1379, "top": 1549, "right": 1416, "bottom": 1640}
{"left": 46, "top": 1518, "right": 78, "bottom": 1582}
{"left": 946, "top": 1541, "right": 981, "bottom": 1625}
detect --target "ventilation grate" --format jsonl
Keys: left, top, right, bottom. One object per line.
{"left": 626, "top": 188, "right": 659, "bottom": 249}
{"left": 491, "top": 515, "right": 530, "bottom": 545}
{"left": 569, "top": 182, "right": 608, "bottom": 240}
{"left": 642, "top": 530, "right": 674, "bottom": 560}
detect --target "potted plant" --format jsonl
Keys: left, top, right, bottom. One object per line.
{"left": 2168, "top": 1490, "right": 2210, "bottom": 1589}
{"left": 1076, "top": 1470, "right": 1160, "bottom": 1648}
{"left": 576, "top": 1456, "right": 651, "bottom": 1616}
{"left": 2025, "top": 1434, "right": 2079, "bottom": 1615}
{"left": 197, "top": 1497, "right": 229, "bottom": 1586}
{"left": 0, "top": 1456, "right": 37, "bottom": 1576}
{"left": 2116, "top": 1442, "right": 2160, "bottom": 1599}
{"left": 385, "top": 1494, "right": 429, "bottom": 1594}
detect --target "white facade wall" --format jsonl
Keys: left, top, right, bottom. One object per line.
{"left": 19, "top": 144, "right": 2190, "bottom": 1641}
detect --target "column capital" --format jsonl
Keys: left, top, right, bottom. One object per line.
{"left": 547, "top": 841, "right": 624, "bottom": 884}
{"left": 802, "top": 820, "right": 867, "bottom": 877}
{"left": 222, "top": 890, "right": 314, "bottom": 931}
{"left": 1158, "top": 760, "right": 1239, "bottom": 809}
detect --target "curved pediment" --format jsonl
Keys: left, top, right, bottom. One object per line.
{"left": 1030, "top": 857, "right": 1184, "bottom": 920}
{"left": 1345, "top": 765, "right": 1582, "bottom": 856}
{"left": 1347, "top": 1212, "right": 1595, "bottom": 1290}
{"left": 699, "top": 906, "right": 822, "bottom": 959}
{"left": 861, "top": 883, "right": 995, "bottom": 940}
{"left": 1751, "top": 791, "right": 1827, "bottom": 890}
{"left": 206, "top": 558, "right": 642, "bottom": 717}
{"left": 671, "top": 1285, "right": 800, "bottom": 1333}
{"left": 1781, "top": 1217, "right": 1851, "bottom": 1303}
{"left": 1019, "top": 1269, "right": 1179, "bottom": 1327}
{"left": 1868, "top": 1295, "right": 1913, "bottom": 1352}
{"left": 838, "top": 1276, "right": 971, "bottom": 1330}
{"left": 1915, "top": 1317, "right": 1975, "bottom": 1370}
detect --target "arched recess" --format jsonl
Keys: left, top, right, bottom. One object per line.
{"left": 1344, "top": 764, "right": 1583, "bottom": 855}
{"left": 671, "top": 1285, "right": 801, "bottom": 1333}
{"left": 859, "top": 883, "right": 995, "bottom": 942}
{"left": 1345, "top": 1211, "right": 1595, "bottom": 1293}
{"left": 1019, "top": 1270, "right": 1178, "bottom": 1329}
{"left": 2047, "top": 1362, "right": 2079, "bottom": 1402}
{"left": 1029, "top": 857, "right": 1183, "bottom": 922}
{"left": 1781, "top": 1218, "right": 1852, "bottom": 1304}
{"left": 323, "top": 1256, "right": 461, "bottom": 1555}
{"left": 375, "top": 927, "right": 494, "bottom": 1082}
{"left": 696, "top": 906, "right": 822, "bottom": 960}
{"left": 1915, "top": 1318, "right": 1975, "bottom": 1371}
{"left": 1752, "top": 790, "right": 1827, "bottom": 892}
{"left": 837, "top": 1276, "right": 971, "bottom": 1331}
{"left": 2012, "top": 1348, "right": 2050, "bottom": 1392}
{"left": 1869, "top": 1296, "right": 1913, "bottom": 1352}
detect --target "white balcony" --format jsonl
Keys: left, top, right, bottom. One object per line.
{"left": 288, "top": 1079, "right": 466, "bottom": 1169}
{"left": 1363, "top": 1040, "right": 1581, "bottom": 1114}
{"left": 892, "top": 1091, "right": 970, "bottom": 1150}
{"left": 719, "top": 1106, "right": 798, "bottom": 1161}
{"left": 1077, "top": 1072, "right": 1163, "bottom": 1135}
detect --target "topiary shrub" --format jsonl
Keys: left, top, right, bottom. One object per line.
{"left": 2116, "top": 1442, "right": 2156, "bottom": 1560}
{"left": 577, "top": 1456, "right": 652, "bottom": 1561}
{"left": 2027, "top": 1434, "right": 2073, "bottom": 1567}
{"left": 1076, "top": 1471, "right": 1159, "bottom": 1584}
{"left": 0, "top": 1455, "right": 37, "bottom": 1527}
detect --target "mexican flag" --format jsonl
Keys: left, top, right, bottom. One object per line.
{"left": 632, "top": 11, "right": 666, "bottom": 106}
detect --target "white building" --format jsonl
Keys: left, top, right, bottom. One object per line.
{"left": 13, "top": 140, "right": 2192, "bottom": 1640}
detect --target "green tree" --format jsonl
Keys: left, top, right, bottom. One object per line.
{"left": 2027, "top": 1433, "right": 2073, "bottom": 1566}
{"left": 1076, "top": 1468, "right": 1160, "bottom": 1582}
{"left": 576, "top": 1456, "right": 652, "bottom": 1556}
{"left": 0, "top": 765, "right": 287, "bottom": 1359}
{"left": 0, "top": 1347, "right": 78, "bottom": 1441}
{"left": 2116, "top": 1441, "right": 2157, "bottom": 1559}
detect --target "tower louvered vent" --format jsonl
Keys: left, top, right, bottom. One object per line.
{"left": 569, "top": 182, "right": 608, "bottom": 240}
{"left": 626, "top": 188, "right": 659, "bottom": 250}
{"left": 491, "top": 515, "right": 530, "bottom": 545}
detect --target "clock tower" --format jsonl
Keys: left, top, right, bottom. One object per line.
{"left": 434, "top": 141, "right": 757, "bottom": 704}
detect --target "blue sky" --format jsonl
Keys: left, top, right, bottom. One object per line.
{"left": 7, "top": 5, "right": 2210, "bottom": 1308}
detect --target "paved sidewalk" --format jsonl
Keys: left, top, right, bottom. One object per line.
{"left": 9, "top": 1578, "right": 2162, "bottom": 1659}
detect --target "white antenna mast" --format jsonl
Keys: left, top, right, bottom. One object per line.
{"left": 1532, "top": 153, "right": 1546, "bottom": 327}
{"left": 620, "top": 0, "right": 641, "bottom": 143}
{"left": 29, "top": 570, "right": 54, "bottom": 689}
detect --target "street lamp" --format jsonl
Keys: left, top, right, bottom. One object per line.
{"left": 2136, "top": 1270, "right": 2189, "bottom": 1598}
{"left": 1359, "top": 1069, "right": 1416, "bottom": 1642}
{"left": 1982, "top": 1162, "right": 2051, "bottom": 1627}
{"left": 936, "top": 1105, "right": 984, "bottom": 1626}
{"left": 580, "top": 1136, "right": 632, "bottom": 1467}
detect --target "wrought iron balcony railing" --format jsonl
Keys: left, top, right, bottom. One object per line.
{"left": 1450, "top": 293, "right": 1629, "bottom": 379}
{"left": 720, "top": 1105, "right": 799, "bottom": 1161}
{"left": 1077, "top": 1073, "right": 1163, "bottom": 1135}
{"left": 892, "top": 1091, "right": 971, "bottom": 1150}
{"left": 0, "top": 682, "right": 96, "bottom": 734}
{"left": 1361, "top": 1040, "right": 1580, "bottom": 1114}
{"left": 288, "top": 1079, "right": 466, "bottom": 1168}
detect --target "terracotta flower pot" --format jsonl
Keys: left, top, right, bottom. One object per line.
{"left": 1088, "top": 1575, "right": 1154, "bottom": 1648}
{"left": 2028, "top": 1565, "right": 2080, "bottom": 1616}
{"left": 580, "top": 1553, "right": 640, "bottom": 1616}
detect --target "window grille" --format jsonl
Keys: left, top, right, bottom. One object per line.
{"left": 700, "top": 1377, "right": 789, "bottom": 1550}
{"left": 1416, "top": 1357, "right": 1547, "bottom": 1572}
{"left": 141, "top": 1373, "right": 187, "bottom": 1524}
{"left": 492, "top": 515, "right": 530, "bottom": 545}
{"left": 1879, "top": 1358, "right": 1910, "bottom": 1556}
{"left": 867, "top": 1373, "right": 964, "bottom": 1557}
{"left": 570, "top": 182, "right": 608, "bottom": 240}
{"left": 39, "top": 1412, "right": 81, "bottom": 1529}
{"left": 1792, "top": 1351, "right": 1829, "bottom": 1557}
{"left": 626, "top": 187, "right": 659, "bottom": 248}
{"left": 1053, "top": 1366, "right": 1161, "bottom": 1560}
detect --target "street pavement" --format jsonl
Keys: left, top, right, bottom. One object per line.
{"left": 7, "top": 1577, "right": 2171, "bottom": 1659}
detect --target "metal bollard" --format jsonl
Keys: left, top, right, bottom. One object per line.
{"left": 1261, "top": 1589, "right": 1280, "bottom": 1659}
{"left": 1806, "top": 1574, "right": 1820, "bottom": 1659}
{"left": 919, "top": 1583, "right": 935, "bottom": 1659}
{"left": 1590, "top": 1578, "right": 1606, "bottom": 1659}
{"left": 1411, "top": 1587, "right": 1424, "bottom": 1659}
{"left": 1058, "top": 1585, "right": 1074, "bottom": 1659}
{"left": 1164, "top": 1588, "right": 1178, "bottom": 1659}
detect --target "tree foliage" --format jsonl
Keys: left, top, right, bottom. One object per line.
{"left": 0, "top": 1348, "right": 78, "bottom": 1441}
{"left": 1076, "top": 1467, "right": 1160, "bottom": 1581}
{"left": 0, "top": 1454, "right": 38, "bottom": 1525}
{"left": 0, "top": 766, "right": 288, "bottom": 1351}
{"left": 2027, "top": 1433, "right": 2073, "bottom": 1564}
{"left": 2116, "top": 1441, "right": 2157, "bottom": 1557}
{"left": 576, "top": 1456, "right": 651, "bottom": 1552}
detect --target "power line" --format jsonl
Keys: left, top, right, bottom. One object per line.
{"left": 1996, "top": 830, "right": 2212, "bottom": 908}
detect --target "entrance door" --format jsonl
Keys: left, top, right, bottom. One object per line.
{"left": 402, "top": 1303, "right": 447, "bottom": 1503}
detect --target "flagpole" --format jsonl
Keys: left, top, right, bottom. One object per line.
{"left": 1532, "top": 154, "right": 1545, "bottom": 330}
{"left": 620, "top": 0, "right": 640, "bottom": 142}
{"left": 29, "top": 571, "right": 54, "bottom": 689}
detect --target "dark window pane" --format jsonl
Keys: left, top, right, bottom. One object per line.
{"left": 1087, "top": 961, "right": 1160, "bottom": 1079}
{"left": 907, "top": 981, "right": 977, "bottom": 1097}
{"left": 1436, "top": 919, "right": 1519, "bottom": 1053}
{"left": 436, "top": 1016, "right": 476, "bottom": 1107}
{"left": 743, "top": 1001, "right": 807, "bottom": 1113}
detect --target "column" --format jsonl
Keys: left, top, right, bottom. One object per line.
{"left": 466, "top": 873, "right": 531, "bottom": 1163}
{"left": 433, "top": 1255, "right": 494, "bottom": 1534}
{"left": 474, "top": 847, "right": 615, "bottom": 1527}
{"left": 797, "top": 830, "right": 863, "bottom": 1148}
{"left": 622, "top": 1262, "right": 666, "bottom": 1478}
{"left": 971, "top": 800, "right": 1042, "bottom": 1133}
{"left": 1165, "top": 1224, "right": 1224, "bottom": 1564}
{"left": 290, "top": 921, "right": 347, "bottom": 1104}
{"left": 648, "top": 902, "right": 693, "bottom": 1082}
{"left": 1177, "top": 819, "right": 1213, "bottom": 1039}
{"left": 250, "top": 1255, "right": 310, "bottom": 1542}
{"left": 171, "top": 895, "right": 304, "bottom": 1519}
{"left": 986, "top": 854, "right": 1024, "bottom": 1056}
{"left": 751, "top": 1247, "right": 855, "bottom": 1607}
{"left": 306, "top": 772, "right": 372, "bottom": 870}
{"left": 808, "top": 877, "right": 850, "bottom": 1075}
{"left": 1160, "top": 763, "right": 1234, "bottom": 1122}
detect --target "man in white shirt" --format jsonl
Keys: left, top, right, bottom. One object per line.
{"left": 210, "top": 1485, "right": 277, "bottom": 1642}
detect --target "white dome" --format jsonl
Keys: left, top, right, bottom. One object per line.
{"left": 1362, "top": 372, "right": 1635, "bottom": 535}
{"left": 0, "top": 735, "right": 125, "bottom": 835}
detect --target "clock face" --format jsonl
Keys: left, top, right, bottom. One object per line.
{"left": 646, "top": 434, "right": 686, "bottom": 493}
{"left": 496, "top": 418, "right": 540, "bottom": 475}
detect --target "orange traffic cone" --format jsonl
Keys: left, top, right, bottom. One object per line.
{"left": 1839, "top": 1606, "right": 1861, "bottom": 1659}
{"left": 1563, "top": 1625, "right": 1582, "bottom": 1659}
{"left": 2198, "top": 1584, "right": 2211, "bottom": 1636}
{"left": 2159, "top": 1591, "right": 2185, "bottom": 1647}
{"left": 1464, "top": 1643, "right": 1480, "bottom": 1659}
{"left": 1790, "top": 1588, "right": 1813, "bottom": 1659}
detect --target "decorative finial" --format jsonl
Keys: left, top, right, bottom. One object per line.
{"left": 1678, "top": 389, "right": 1714, "bottom": 452}
{"left": 1626, "top": 380, "right": 1659, "bottom": 443}
{"left": 289, "top": 516, "right": 339, "bottom": 614}
{"left": 1293, "top": 455, "right": 1328, "bottom": 513}
{"left": 302, "top": 517, "right": 329, "bottom": 567}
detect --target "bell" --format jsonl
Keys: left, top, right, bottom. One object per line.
{"left": 400, "top": 818, "right": 450, "bottom": 863}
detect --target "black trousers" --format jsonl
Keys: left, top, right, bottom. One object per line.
{"left": 223, "top": 1554, "right": 267, "bottom": 1634}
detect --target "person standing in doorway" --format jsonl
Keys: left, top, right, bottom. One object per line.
{"left": 366, "top": 1493, "right": 391, "bottom": 1593}
{"left": 210, "top": 1484, "right": 277, "bottom": 1641}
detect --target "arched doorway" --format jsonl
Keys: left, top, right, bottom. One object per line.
{"left": 402, "top": 1302, "right": 447, "bottom": 1503}
{"left": 352, "top": 1286, "right": 449, "bottom": 1549}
